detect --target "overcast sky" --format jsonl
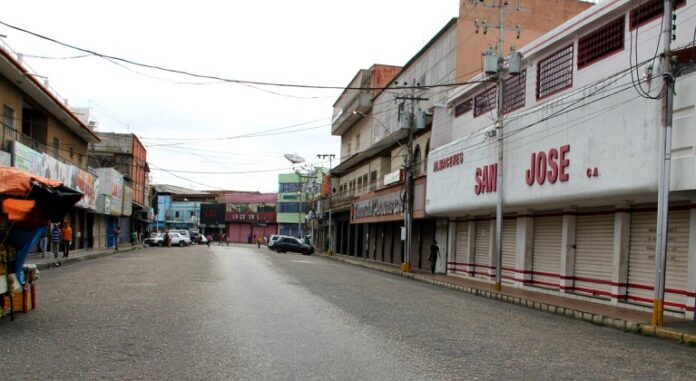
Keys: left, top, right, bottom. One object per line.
{"left": 2, "top": 0, "right": 458, "bottom": 193}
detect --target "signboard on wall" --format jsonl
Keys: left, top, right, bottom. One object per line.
{"left": 122, "top": 186, "right": 133, "bottom": 216}
{"left": 12, "top": 141, "right": 98, "bottom": 211}
{"left": 200, "top": 203, "right": 226, "bottom": 225}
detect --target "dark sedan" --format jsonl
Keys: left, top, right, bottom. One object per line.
{"left": 274, "top": 237, "right": 314, "bottom": 255}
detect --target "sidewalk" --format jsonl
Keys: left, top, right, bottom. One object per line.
{"left": 320, "top": 253, "right": 696, "bottom": 345}
{"left": 26, "top": 244, "right": 143, "bottom": 271}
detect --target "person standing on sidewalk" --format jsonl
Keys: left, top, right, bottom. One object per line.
{"left": 51, "top": 224, "right": 61, "bottom": 259}
{"left": 113, "top": 225, "right": 121, "bottom": 250}
{"left": 61, "top": 221, "right": 73, "bottom": 259}
{"left": 429, "top": 240, "right": 440, "bottom": 275}
{"left": 39, "top": 223, "right": 49, "bottom": 258}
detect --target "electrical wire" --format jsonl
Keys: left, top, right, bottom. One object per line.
{"left": 0, "top": 19, "right": 487, "bottom": 91}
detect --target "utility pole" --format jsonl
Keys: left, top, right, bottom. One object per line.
{"left": 396, "top": 81, "right": 428, "bottom": 272}
{"left": 317, "top": 153, "right": 335, "bottom": 255}
{"left": 653, "top": 0, "right": 676, "bottom": 327}
{"left": 474, "top": 0, "right": 523, "bottom": 291}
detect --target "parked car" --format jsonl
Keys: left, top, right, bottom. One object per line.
{"left": 169, "top": 232, "right": 191, "bottom": 247}
{"left": 267, "top": 235, "right": 281, "bottom": 249}
{"left": 191, "top": 233, "right": 208, "bottom": 244}
{"left": 144, "top": 233, "right": 163, "bottom": 247}
{"left": 273, "top": 237, "right": 314, "bottom": 255}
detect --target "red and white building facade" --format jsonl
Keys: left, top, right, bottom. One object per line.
{"left": 223, "top": 192, "right": 277, "bottom": 243}
{"left": 427, "top": 0, "right": 696, "bottom": 320}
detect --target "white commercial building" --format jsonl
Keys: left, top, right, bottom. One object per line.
{"left": 427, "top": 0, "right": 696, "bottom": 319}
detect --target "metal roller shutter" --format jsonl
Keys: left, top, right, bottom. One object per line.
{"left": 376, "top": 224, "right": 384, "bottom": 263}
{"left": 452, "top": 222, "right": 469, "bottom": 275}
{"left": 392, "top": 224, "right": 402, "bottom": 265}
{"left": 368, "top": 224, "right": 377, "bottom": 260}
{"left": 573, "top": 213, "right": 614, "bottom": 298}
{"left": 384, "top": 223, "right": 394, "bottom": 264}
{"left": 419, "top": 221, "right": 435, "bottom": 270}
{"left": 474, "top": 220, "right": 491, "bottom": 279}
{"left": 627, "top": 210, "right": 691, "bottom": 312}
{"left": 502, "top": 219, "right": 517, "bottom": 283}
{"left": 531, "top": 216, "right": 562, "bottom": 289}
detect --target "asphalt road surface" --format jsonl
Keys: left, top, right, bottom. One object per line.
{"left": 1, "top": 244, "right": 694, "bottom": 380}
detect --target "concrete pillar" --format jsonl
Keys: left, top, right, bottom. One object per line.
{"left": 686, "top": 207, "right": 696, "bottom": 320}
{"left": 611, "top": 208, "right": 631, "bottom": 305}
{"left": 515, "top": 214, "right": 534, "bottom": 287}
{"left": 488, "top": 216, "right": 497, "bottom": 278}
{"left": 466, "top": 220, "right": 476, "bottom": 276}
{"left": 446, "top": 220, "right": 457, "bottom": 274}
{"left": 559, "top": 210, "right": 576, "bottom": 293}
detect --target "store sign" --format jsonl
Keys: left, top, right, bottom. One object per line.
{"left": 474, "top": 163, "right": 497, "bottom": 195}
{"left": 525, "top": 145, "right": 570, "bottom": 186}
{"left": 200, "top": 203, "right": 226, "bottom": 225}
{"left": 352, "top": 192, "right": 403, "bottom": 220}
{"left": 432, "top": 152, "right": 464, "bottom": 172}
{"left": 225, "top": 212, "right": 276, "bottom": 223}
{"left": 12, "top": 141, "right": 99, "bottom": 210}
{"left": 95, "top": 168, "right": 123, "bottom": 216}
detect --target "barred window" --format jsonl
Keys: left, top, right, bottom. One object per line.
{"left": 536, "top": 45, "right": 574, "bottom": 100}
{"left": 630, "top": 0, "right": 685, "bottom": 30}
{"left": 577, "top": 16, "right": 624, "bottom": 69}
{"left": 454, "top": 99, "right": 472, "bottom": 117}
{"left": 503, "top": 70, "right": 526, "bottom": 114}
{"left": 474, "top": 86, "right": 496, "bottom": 117}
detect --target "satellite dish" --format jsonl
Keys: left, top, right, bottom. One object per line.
{"left": 284, "top": 153, "right": 305, "bottom": 164}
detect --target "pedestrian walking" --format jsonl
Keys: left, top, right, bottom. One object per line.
{"left": 51, "top": 224, "right": 61, "bottom": 259}
{"left": 429, "top": 240, "right": 440, "bottom": 275}
{"left": 61, "top": 221, "right": 73, "bottom": 259}
{"left": 256, "top": 236, "right": 262, "bottom": 248}
{"left": 39, "top": 223, "right": 49, "bottom": 258}
{"left": 219, "top": 233, "right": 225, "bottom": 246}
{"left": 113, "top": 225, "right": 121, "bottom": 250}
{"left": 206, "top": 234, "right": 212, "bottom": 247}
{"left": 225, "top": 234, "right": 229, "bottom": 246}
{"left": 163, "top": 230, "right": 171, "bottom": 247}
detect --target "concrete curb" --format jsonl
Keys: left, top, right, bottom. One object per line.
{"left": 318, "top": 253, "right": 695, "bottom": 346}
{"left": 33, "top": 246, "right": 143, "bottom": 271}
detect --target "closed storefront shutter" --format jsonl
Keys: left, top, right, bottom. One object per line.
{"left": 573, "top": 213, "right": 614, "bottom": 298}
{"left": 474, "top": 220, "right": 491, "bottom": 279}
{"left": 392, "top": 224, "right": 402, "bottom": 265}
{"left": 418, "top": 221, "right": 435, "bottom": 270}
{"left": 384, "top": 223, "right": 394, "bottom": 264}
{"left": 627, "top": 210, "right": 692, "bottom": 312}
{"left": 452, "top": 222, "right": 469, "bottom": 275}
{"left": 502, "top": 218, "right": 517, "bottom": 283}
{"left": 368, "top": 224, "right": 377, "bottom": 260}
{"left": 376, "top": 224, "right": 384, "bottom": 262}
{"left": 531, "top": 215, "right": 562, "bottom": 289}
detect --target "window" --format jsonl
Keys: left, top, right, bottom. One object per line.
{"left": 191, "top": 211, "right": 196, "bottom": 217}
{"left": 578, "top": 16, "right": 624, "bottom": 69}
{"left": 278, "top": 203, "right": 301, "bottom": 213}
{"left": 362, "top": 174, "right": 368, "bottom": 190}
{"left": 175, "top": 211, "right": 180, "bottom": 219}
{"left": 355, "top": 133, "right": 360, "bottom": 152}
{"left": 474, "top": 86, "right": 496, "bottom": 117}
{"left": 2, "top": 105, "right": 14, "bottom": 129}
{"left": 503, "top": 70, "right": 527, "bottom": 114}
{"left": 537, "top": 45, "right": 574, "bottom": 100}
{"left": 630, "top": 0, "right": 685, "bottom": 29}
{"left": 279, "top": 183, "right": 301, "bottom": 193}
{"left": 454, "top": 99, "right": 473, "bottom": 118}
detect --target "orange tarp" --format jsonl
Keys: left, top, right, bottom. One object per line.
{"left": 0, "top": 166, "right": 62, "bottom": 198}
{"left": 2, "top": 199, "right": 47, "bottom": 228}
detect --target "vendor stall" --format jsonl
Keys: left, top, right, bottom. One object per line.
{"left": 0, "top": 166, "right": 82, "bottom": 320}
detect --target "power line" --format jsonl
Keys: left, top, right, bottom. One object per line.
{"left": 0, "top": 19, "right": 487, "bottom": 91}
